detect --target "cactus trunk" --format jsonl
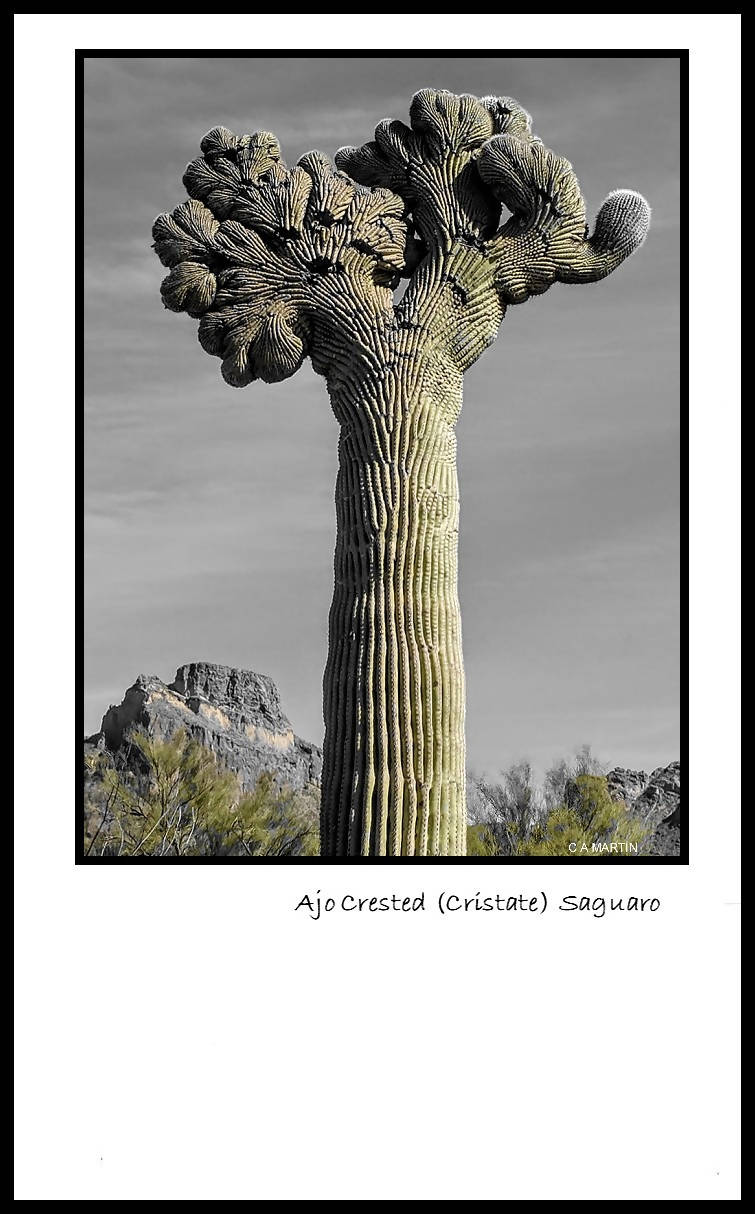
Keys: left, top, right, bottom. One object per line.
{"left": 321, "top": 363, "right": 466, "bottom": 857}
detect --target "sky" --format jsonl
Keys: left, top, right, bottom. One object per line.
{"left": 84, "top": 55, "right": 680, "bottom": 779}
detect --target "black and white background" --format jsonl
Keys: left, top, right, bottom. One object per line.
{"left": 85, "top": 54, "right": 680, "bottom": 781}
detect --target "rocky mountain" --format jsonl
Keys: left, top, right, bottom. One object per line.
{"left": 601, "top": 762, "right": 681, "bottom": 855}
{"left": 604, "top": 766, "right": 649, "bottom": 811}
{"left": 85, "top": 662, "right": 322, "bottom": 795}
{"left": 606, "top": 762, "right": 681, "bottom": 831}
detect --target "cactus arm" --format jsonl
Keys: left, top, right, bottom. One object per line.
{"left": 552, "top": 188, "right": 652, "bottom": 283}
{"left": 479, "top": 134, "right": 651, "bottom": 304}
{"left": 337, "top": 90, "right": 649, "bottom": 313}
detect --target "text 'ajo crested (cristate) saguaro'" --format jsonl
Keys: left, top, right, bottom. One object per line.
{"left": 152, "top": 89, "right": 650, "bottom": 858}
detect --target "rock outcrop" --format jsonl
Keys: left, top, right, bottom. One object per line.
{"left": 605, "top": 761, "right": 681, "bottom": 856}
{"left": 633, "top": 762, "right": 681, "bottom": 829}
{"left": 606, "top": 767, "right": 649, "bottom": 810}
{"left": 606, "top": 761, "right": 681, "bottom": 831}
{"left": 85, "top": 662, "right": 322, "bottom": 794}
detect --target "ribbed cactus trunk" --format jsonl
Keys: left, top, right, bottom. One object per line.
{"left": 321, "top": 361, "right": 466, "bottom": 857}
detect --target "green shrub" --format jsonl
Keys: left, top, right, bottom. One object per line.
{"left": 516, "top": 774, "right": 648, "bottom": 857}
{"left": 84, "top": 730, "right": 319, "bottom": 857}
{"left": 475, "top": 760, "right": 540, "bottom": 855}
{"left": 466, "top": 823, "right": 499, "bottom": 856}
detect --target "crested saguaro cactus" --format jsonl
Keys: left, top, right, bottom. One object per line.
{"left": 153, "top": 90, "right": 650, "bottom": 857}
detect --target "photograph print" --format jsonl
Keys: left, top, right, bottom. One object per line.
{"left": 82, "top": 53, "right": 682, "bottom": 861}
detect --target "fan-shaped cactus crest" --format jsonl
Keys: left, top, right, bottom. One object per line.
{"left": 153, "top": 88, "right": 650, "bottom": 857}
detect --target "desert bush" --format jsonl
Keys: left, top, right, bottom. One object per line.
{"left": 84, "top": 731, "right": 319, "bottom": 857}
{"left": 475, "top": 760, "right": 543, "bottom": 856}
{"left": 543, "top": 744, "right": 603, "bottom": 810}
{"left": 466, "top": 823, "right": 499, "bottom": 856}
{"left": 517, "top": 774, "right": 649, "bottom": 857}
{"left": 469, "top": 747, "right": 652, "bottom": 857}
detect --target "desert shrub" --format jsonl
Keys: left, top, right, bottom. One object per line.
{"left": 543, "top": 744, "right": 603, "bottom": 810}
{"left": 475, "top": 760, "right": 543, "bottom": 856}
{"left": 517, "top": 774, "right": 649, "bottom": 857}
{"left": 466, "top": 823, "right": 499, "bottom": 856}
{"left": 84, "top": 731, "right": 319, "bottom": 857}
{"left": 471, "top": 747, "right": 613, "bottom": 855}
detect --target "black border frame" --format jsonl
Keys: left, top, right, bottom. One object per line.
{"left": 76, "top": 49, "right": 688, "bottom": 865}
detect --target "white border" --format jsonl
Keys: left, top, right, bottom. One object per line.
{"left": 15, "top": 14, "right": 740, "bottom": 1200}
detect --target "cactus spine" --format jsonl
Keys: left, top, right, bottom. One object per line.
{"left": 153, "top": 89, "right": 650, "bottom": 856}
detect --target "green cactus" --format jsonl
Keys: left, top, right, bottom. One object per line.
{"left": 152, "top": 89, "right": 650, "bottom": 857}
